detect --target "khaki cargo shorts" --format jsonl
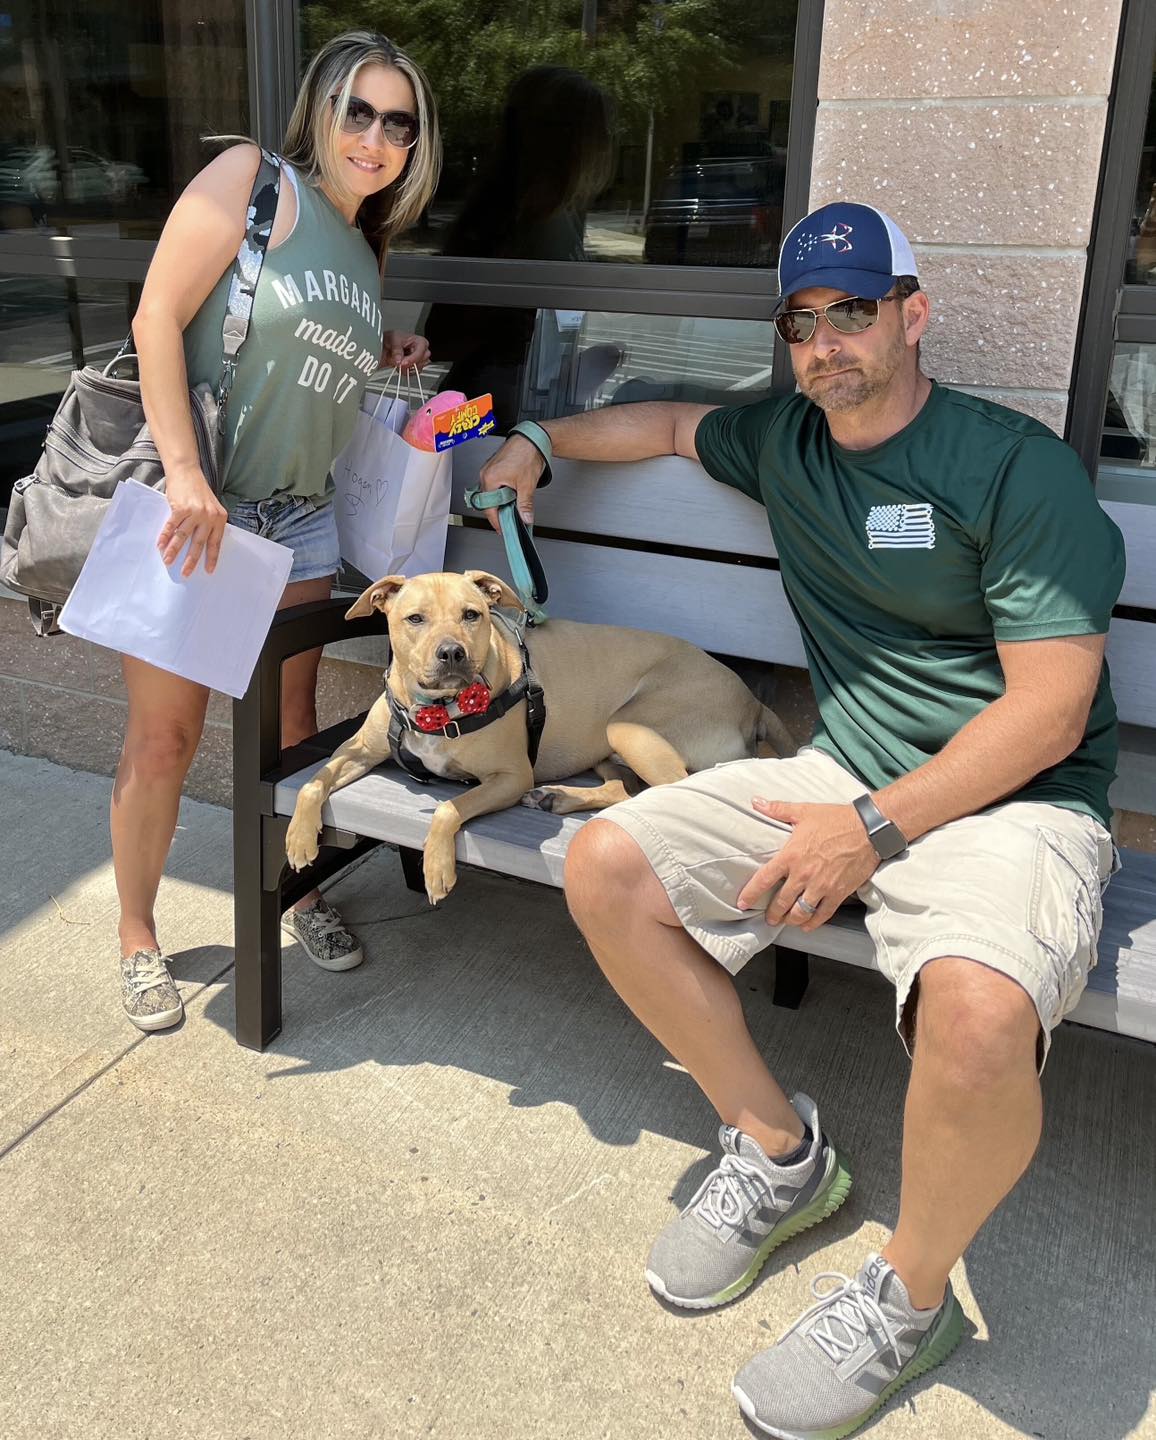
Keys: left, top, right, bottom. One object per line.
{"left": 600, "top": 748, "right": 1118, "bottom": 1069}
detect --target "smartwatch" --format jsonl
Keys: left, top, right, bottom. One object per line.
{"left": 851, "top": 794, "right": 908, "bottom": 861}
{"left": 507, "top": 420, "right": 554, "bottom": 489}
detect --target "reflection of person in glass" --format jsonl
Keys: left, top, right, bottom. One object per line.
{"left": 424, "top": 66, "right": 615, "bottom": 428}
{"left": 112, "top": 32, "right": 441, "bottom": 1032}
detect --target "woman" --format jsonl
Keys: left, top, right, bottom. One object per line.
{"left": 118, "top": 31, "right": 441, "bottom": 1030}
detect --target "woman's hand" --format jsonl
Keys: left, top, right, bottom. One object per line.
{"left": 382, "top": 331, "right": 431, "bottom": 371}
{"left": 158, "top": 466, "right": 229, "bottom": 577}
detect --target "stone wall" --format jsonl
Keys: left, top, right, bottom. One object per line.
{"left": 809, "top": 0, "right": 1126, "bottom": 435}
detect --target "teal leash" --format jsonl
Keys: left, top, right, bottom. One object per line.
{"left": 463, "top": 484, "right": 549, "bottom": 625}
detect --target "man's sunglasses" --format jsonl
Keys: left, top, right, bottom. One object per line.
{"left": 773, "top": 294, "right": 902, "bottom": 345}
{"left": 332, "top": 95, "right": 419, "bottom": 149}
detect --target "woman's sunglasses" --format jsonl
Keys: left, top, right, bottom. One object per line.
{"left": 773, "top": 294, "right": 902, "bottom": 345}
{"left": 332, "top": 95, "right": 419, "bottom": 149}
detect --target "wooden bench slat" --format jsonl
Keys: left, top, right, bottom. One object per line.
{"left": 451, "top": 438, "right": 777, "bottom": 560}
{"left": 273, "top": 760, "right": 1156, "bottom": 1044}
{"left": 1104, "top": 619, "right": 1156, "bottom": 734}
{"left": 444, "top": 528, "right": 808, "bottom": 667}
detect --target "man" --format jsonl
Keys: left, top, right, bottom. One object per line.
{"left": 479, "top": 202, "right": 1124, "bottom": 1439}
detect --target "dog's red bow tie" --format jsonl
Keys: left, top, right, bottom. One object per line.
{"left": 413, "top": 681, "right": 492, "bottom": 733}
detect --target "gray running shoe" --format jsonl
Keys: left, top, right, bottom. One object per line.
{"left": 120, "top": 949, "right": 183, "bottom": 1032}
{"left": 646, "top": 1093, "right": 851, "bottom": 1309}
{"left": 281, "top": 896, "right": 363, "bottom": 971}
{"left": 732, "top": 1252, "right": 966, "bottom": 1440}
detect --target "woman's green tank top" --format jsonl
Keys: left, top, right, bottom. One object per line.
{"left": 183, "top": 159, "right": 384, "bottom": 510}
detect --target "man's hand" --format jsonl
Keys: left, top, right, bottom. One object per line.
{"left": 737, "top": 799, "right": 880, "bottom": 932}
{"left": 477, "top": 434, "right": 546, "bottom": 530}
{"left": 382, "top": 331, "right": 431, "bottom": 371}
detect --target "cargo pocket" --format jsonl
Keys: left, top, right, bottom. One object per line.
{"left": 1027, "top": 825, "right": 1103, "bottom": 1024}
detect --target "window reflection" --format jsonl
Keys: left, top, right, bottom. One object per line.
{"left": 1125, "top": 56, "right": 1156, "bottom": 285}
{"left": 385, "top": 300, "right": 776, "bottom": 431}
{"left": 0, "top": 277, "right": 135, "bottom": 507}
{"left": 1105, "top": 343, "right": 1156, "bottom": 467}
{"left": 302, "top": 0, "right": 799, "bottom": 268}
{"left": 0, "top": 0, "right": 247, "bottom": 239}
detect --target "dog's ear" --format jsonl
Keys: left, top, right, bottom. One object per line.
{"left": 344, "top": 575, "right": 407, "bottom": 620}
{"left": 464, "top": 570, "right": 522, "bottom": 610}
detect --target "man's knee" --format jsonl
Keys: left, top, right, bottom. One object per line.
{"left": 914, "top": 957, "right": 1041, "bottom": 1090}
{"left": 564, "top": 820, "right": 672, "bottom": 927}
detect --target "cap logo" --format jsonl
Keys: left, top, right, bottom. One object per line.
{"left": 819, "top": 223, "right": 854, "bottom": 253}
{"left": 794, "top": 221, "right": 855, "bottom": 263}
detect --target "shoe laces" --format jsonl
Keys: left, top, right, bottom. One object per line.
{"left": 126, "top": 951, "right": 173, "bottom": 997}
{"left": 300, "top": 903, "right": 347, "bottom": 938}
{"left": 787, "top": 1272, "right": 902, "bottom": 1368}
{"left": 693, "top": 1152, "right": 777, "bottom": 1231}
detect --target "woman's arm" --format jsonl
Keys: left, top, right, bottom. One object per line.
{"left": 132, "top": 143, "right": 263, "bottom": 576}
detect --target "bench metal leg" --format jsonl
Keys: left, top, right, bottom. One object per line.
{"left": 234, "top": 813, "right": 285, "bottom": 1051}
{"left": 772, "top": 949, "right": 811, "bottom": 1010}
{"left": 399, "top": 845, "right": 425, "bottom": 896}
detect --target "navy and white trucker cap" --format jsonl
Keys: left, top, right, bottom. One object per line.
{"left": 773, "top": 203, "right": 918, "bottom": 313}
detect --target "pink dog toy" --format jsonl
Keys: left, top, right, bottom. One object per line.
{"left": 403, "top": 390, "right": 467, "bottom": 451}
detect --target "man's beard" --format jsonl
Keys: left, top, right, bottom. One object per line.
{"left": 797, "top": 330, "right": 907, "bottom": 414}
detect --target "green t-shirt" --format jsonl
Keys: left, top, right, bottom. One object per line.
{"left": 695, "top": 383, "right": 1126, "bottom": 828}
{"left": 184, "top": 161, "right": 384, "bottom": 511}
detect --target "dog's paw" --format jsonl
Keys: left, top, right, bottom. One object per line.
{"left": 285, "top": 813, "right": 321, "bottom": 871}
{"left": 521, "top": 787, "right": 557, "bottom": 812}
{"left": 422, "top": 849, "right": 457, "bottom": 906}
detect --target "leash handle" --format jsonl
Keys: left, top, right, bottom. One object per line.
{"left": 464, "top": 484, "right": 549, "bottom": 624}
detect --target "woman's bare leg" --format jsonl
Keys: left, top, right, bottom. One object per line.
{"left": 113, "top": 658, "right": 210, "bottom": 955}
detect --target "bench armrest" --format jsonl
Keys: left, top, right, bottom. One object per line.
{"left": 234, "top": 596, "right": 388, "bottom": 790}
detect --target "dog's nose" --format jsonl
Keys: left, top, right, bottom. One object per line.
{"left": 436, "top": 640, "right": 467, "bottom": 667}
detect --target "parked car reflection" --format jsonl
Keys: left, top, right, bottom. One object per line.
{"left": 643, "top": 153, "right": 785, "bottom": 267}
{"left": 0, "top": 145, "right": 148, "bottom": 221}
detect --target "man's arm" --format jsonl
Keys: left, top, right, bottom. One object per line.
{"left": 478, "top": 403, "right": 716, "bottom": 522}
{"left": 869, "top": 633, "right": 1105, "bottom": 842}
{"left": 741, "top": 633, "right": 1107, "bottom": 930}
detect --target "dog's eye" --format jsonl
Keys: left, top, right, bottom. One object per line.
{"left": 405, "top": 613, "right": 425, "bottom": 626}
{"left": 462, "top": 609, "right": 481, "bottom": 622}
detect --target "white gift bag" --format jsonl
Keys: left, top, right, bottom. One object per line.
{"left": 333, "top": 371, "right": 451, "bottom": 583}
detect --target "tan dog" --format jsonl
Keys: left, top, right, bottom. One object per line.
{"left": 285, "top": 570, "right": 795, "bottom": 904}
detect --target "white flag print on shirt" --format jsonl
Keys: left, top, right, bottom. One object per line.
{"left": 865, "top": 503, "right": 936, "bottom": 550}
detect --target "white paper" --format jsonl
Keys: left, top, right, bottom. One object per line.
{"left": 59, "top": 480, "right": 294, "bottom": 699}
{"left": 332, "top": 392, "right": 451, "bottom": 583}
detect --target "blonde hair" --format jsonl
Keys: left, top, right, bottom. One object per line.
{"left": 282, "top": 31, "right": 442, "bottom": 276}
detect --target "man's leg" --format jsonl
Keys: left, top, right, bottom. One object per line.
{"left": 565, "top": 815, "right": 852, "bottom": 1311}
{"left": 564, "top": 818, "right": 802, "bottom": 1156}
{"left": 883, "top": 956, "right": 1042, "bottom": 1309}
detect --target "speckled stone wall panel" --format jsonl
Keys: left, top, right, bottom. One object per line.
{"left": 914, "top": 249, "right": 1086, "bottom": 389}
{"left": 819, "top": 0, "right": 1122, "bottom": 101}
{"left": 810, "top": 100, "right": 1107, "bottom": 247}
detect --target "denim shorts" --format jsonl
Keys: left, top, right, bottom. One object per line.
{"left": 228, "top": 496, "right": 340, "bottom": 584}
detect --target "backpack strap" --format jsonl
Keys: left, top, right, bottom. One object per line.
{"left": 107, "top": 147, "right": 282, "bottom": 436}
{"left": 216, "top": 148, "right": 282, "bottom": 437}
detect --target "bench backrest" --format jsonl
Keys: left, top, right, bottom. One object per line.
{"left": 450, "top": 439, "right": 1153, "bottom": 727}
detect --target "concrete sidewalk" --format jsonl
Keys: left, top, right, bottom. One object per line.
{"left": 1, "top": 748, "right": 1154, "bottom": 1440}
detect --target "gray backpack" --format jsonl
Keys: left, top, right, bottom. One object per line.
{"left": 0, "top": 149, "right": 282, "bottom": 635}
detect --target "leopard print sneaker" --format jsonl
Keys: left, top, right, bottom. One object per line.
{"left": 280, "top": 896, "right": 364, "bottom": 971}
{"left": 120, "top": 949, "right": 184, "bottom": 1032}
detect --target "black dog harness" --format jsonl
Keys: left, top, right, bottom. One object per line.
{"left": 385, "top": 616, "right": 547, "bottom": 785}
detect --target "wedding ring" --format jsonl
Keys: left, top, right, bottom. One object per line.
{"left": 794, "top": 895, "right": 818, "bottom": 917}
